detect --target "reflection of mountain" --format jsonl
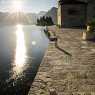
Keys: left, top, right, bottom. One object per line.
{"left": 45, "top": 7, "right": 57, "bottom": 24}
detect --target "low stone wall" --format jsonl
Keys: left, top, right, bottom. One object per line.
{"left": 28, "top": 28, "right": 95, "bottom": 95}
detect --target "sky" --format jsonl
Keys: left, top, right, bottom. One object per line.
{"left": 0, "top": 0, "right": 57, "bottom": 13}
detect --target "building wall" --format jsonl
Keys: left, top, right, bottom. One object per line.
{"left": 60, "top": 4, "right": 86, "bottom": 28}
{"left": 87, "top": 1, "right": 95, "bottom": 23}
{"left": 57, "top": 3, "right": 62, "bottom": 26}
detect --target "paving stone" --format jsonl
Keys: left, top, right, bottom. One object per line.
{"left": 28, "top": 28, "right": 95, "bottom": 95}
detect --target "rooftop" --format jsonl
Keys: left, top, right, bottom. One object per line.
{"left": 59, "top": 0, "right": 87, "bottom": 4}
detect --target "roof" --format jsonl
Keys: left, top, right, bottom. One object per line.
{"left": 59, "top": 0, "right": 87, "bottom": 5}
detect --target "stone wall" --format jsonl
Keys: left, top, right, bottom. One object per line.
{"left": 59, "top": 4, "right": 86, "bottom": 28}
{"left": 28, "top": 28, "right": 95, "bottom": 95}
{"left": 57, "top": 0, "right": 95, "bottom": 28}
{"left": 87, "top": 1, "right": 95, "bottom": 22}
{"left": 57, "top": 3, "right": 62, "bottom": 26}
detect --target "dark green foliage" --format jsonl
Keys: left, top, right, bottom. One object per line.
{"left": 87, "top": 19, "right": 95, "bottom": 27}
{"left": 37, "top": 19, "right": 40, "bottom": 25}
{"left": 44, "top": 29, "right": 51, "bottom": 38}
{"left": 37, "top": 16, "right": 54, "bottom": 26}
{"left": 87, "top": 18, "right": 95, "bottom": 32}
{"left": 56, "top": 24, "right": 61, "bottom": 28}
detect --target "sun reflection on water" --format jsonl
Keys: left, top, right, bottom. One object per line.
{"left": 15, "top": 24, "right": 26, "bottom": 66}
{"left": 12, "top": 24, "right": 27, "bottom": 78}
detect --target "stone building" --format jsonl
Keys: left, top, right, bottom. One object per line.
{"left": 58, "top": 0, "right": 95, "bottom": 28}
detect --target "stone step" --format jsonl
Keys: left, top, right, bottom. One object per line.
{"left": 58, "top": 92, "right": 95, "bottom": 95}
{"left": 68, "top": 80, "right": 95, "bottom": 92}
{"left": 47, "top": 70, "right": 95, "bottom": 80}
{"left": 49, "top": 65, "right": 95, "bottom": 71}
{"left": 48, "top": 80, "right": 95, "bottom": 92}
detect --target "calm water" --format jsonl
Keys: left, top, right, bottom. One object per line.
{"left": 0, "top": 25, "right": 49, "bottom": 95}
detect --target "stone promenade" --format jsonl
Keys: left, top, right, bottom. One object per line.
{"left": 28, "top": 28, "right": 95, "bottom": 95}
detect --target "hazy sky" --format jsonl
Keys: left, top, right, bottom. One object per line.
{"left": 0, "top": 0, "right": 57, "bottom": 13}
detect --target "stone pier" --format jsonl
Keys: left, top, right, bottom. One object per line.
{"left": 28, "top": 28, "right": 95, "bottom": 95}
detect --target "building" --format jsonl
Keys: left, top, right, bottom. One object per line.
{"left": 57, "top": 0, "right": 95, "bottom": 28}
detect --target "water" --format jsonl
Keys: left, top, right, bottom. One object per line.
{"left": 0, "top": 25, "right": 49, "bottom": 95}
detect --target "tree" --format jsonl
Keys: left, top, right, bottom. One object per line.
{"left": 37, "top": 19, "right": 40, "bottom": 25}
{"left": 48, "top": 16, "right": 54, "bottom": 25}
{"left": 37, "top": 16, "right": 54, "bottom": 26}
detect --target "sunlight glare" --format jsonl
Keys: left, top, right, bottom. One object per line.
{"left": 13, "top": 24, "right": 27, "bottom": 76}
{"left": 15, "top": 24, "right": 26, "bottom": 66}
{"left": 32, "top": 41, "right": 36, "bottom": 46}
{"left": 12, "top": 1, "right": 23, "bottom": 12}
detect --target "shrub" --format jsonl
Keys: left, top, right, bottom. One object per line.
{"left": 87, "top": 18, "right": 95, "bottom": 32}
{"left": 37, "top": 16, "right": 54, "bottom": 26}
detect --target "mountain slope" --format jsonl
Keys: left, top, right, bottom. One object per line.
{"left": 45, "top": 7, "right": 57, "bottom": 24}
{"left": 37, "top": 11, "right": 47, "bottom": 18}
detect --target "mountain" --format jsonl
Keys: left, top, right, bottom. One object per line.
{"left": 37, "top": 11, "right": 47, "bottom": 18}
{"left": 0, "top": 7, "right": 57, "bottom": 25}
{"left": 45, "top": 7, "right": 57, "bottom": 24}
{"left": 0, "top": 12, "right": 38, "bottom": 25}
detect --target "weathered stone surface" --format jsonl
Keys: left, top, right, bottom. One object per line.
{"left": 28, "top": 28, "right": 95, "bottom": 95}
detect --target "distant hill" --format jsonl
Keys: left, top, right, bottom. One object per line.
{"left": 0, "top": 8, "right": 57, "bottom": 25}
{"left": 45, "top": 7, "right": 57, "bottom": 24}
{"left": 37, "top": 11, "right": 47, "bottom": 18}
{"left": 0, "top": 12, "right": 38, "bottom": 25}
